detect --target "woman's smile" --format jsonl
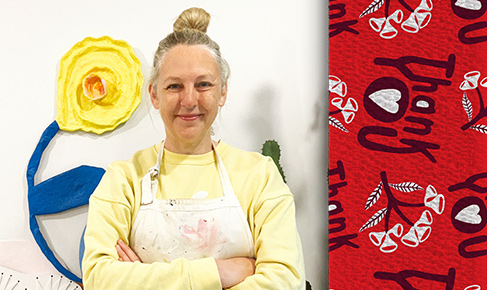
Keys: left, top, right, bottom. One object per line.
{"left": 177, "top": 114, "right": 203, "bottom": 121}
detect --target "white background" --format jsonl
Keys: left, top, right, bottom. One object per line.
{"left": 0, "top": 0, "right": 327, "bottom": 288}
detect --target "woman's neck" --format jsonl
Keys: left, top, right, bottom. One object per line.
{"left": 163, "top": 137, "right": 214, "bottom": 155}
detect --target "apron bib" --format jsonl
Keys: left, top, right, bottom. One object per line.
{"left": 129, "top": 141, "right": 255, "bottom": 263}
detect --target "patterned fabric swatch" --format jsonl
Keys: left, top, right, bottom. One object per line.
{"left": 328, "top": 0, "right": 487, "bottom": 288}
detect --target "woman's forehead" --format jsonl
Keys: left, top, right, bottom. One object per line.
{"left": 159, "top": 45, "right": 220, "bottom": 80}
{"left": 161, "top": 45, "right": 217, "bottom": 69}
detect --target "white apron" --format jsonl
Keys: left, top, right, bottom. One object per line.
{"left": 129, "top": 141, "right": 255, "bottom": 263}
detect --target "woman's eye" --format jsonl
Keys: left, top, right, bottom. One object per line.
{"left": 166, "top": 84, "right": 182, "bottom": 91}
{"left": 197, "top": 82, "right": 213, "bottom": 88}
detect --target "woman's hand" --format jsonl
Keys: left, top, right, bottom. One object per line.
{"left": 116, "top": 240, "right": 255, "bottom": 288}
{"left": 116, "top": 239, "right": 141, "bottom": 262}
{"left": 215, "top": 257, "right": 256, "bottom": 289}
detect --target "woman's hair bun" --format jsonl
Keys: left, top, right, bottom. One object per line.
{"left": 173, "top": 7, "right": 211, "bottom": 33}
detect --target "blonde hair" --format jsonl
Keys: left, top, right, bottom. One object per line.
{"left": 149, "top": 7, "right": 230, "bottom": 89}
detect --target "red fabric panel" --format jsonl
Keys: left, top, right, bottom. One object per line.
{"left": 328, "top": 0, "right": 487, "bottom": 289}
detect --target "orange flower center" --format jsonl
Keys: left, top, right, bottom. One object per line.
{"left": 83, "top": 73, "right": 107, "bottom": 100}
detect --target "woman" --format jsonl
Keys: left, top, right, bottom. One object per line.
{"left": 82, "top": 7, "right": 305, "bottom": 290}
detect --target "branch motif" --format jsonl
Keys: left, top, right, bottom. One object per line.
{"left": 460, "top": 71, "right": 487, "bottom": 131}
{"left": 358, "top": 0, "right": 433, "bottom": 39}
{"left": 359, "top": 172, "right": 445, "bottom": 253}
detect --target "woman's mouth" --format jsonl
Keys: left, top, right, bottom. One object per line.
{"left": 178, "top": 114, "right": 201, "bottom": 121}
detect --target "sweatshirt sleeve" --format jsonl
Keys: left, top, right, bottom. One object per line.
{"left": 229, "top": 158, "right": 306, "bottom": 290}
{"left": 81, "top": 164, "right": 222, "bottom": 290}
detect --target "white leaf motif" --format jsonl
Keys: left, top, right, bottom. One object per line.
{"left": 359, "top": 207, "right": 388, "bottom": 232}
{"left": 365, "top": 182, "right": 383, "bottom": 210}
{"left": 329, "top": 116, "right": 349, "bottom": 133}
{"left": 389, "top": 182, "right": 424, "bottom": 192}
{"left": 359, "top": 0, "right": 385, "bottom": 18}
{"left": 470, "top": 124, "right": 487, "bottom": 134}
{"left": 462, "top": 92, "right": 473, "bottom": 122}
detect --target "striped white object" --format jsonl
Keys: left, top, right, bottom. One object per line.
{"left": 0, "top": 266, "right": 79, "bottom": 290}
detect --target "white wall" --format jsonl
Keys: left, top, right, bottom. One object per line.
{"left": 0, "top": 0, "right": 327, "bottom": 288}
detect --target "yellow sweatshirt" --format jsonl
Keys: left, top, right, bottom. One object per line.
{"left": 82, "top": 141, "right": 305, "bottom": 289}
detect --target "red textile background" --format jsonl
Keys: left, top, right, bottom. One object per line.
{"left": 328, "top": 0, "right": 487, "bottom": 289}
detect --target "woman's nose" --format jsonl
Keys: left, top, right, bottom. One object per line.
{"left": 180, "top": 86, "right": 198, "bottom": 108}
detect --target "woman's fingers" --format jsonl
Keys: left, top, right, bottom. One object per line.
{"left": 116, "top": 244, "right": 130, "bottom": 262}
{"left": 116, "top": 239, "right": 141, "bottom": 262}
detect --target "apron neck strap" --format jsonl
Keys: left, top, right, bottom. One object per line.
{"left": 212, "top": 141, "right": 237, "bottom": 201}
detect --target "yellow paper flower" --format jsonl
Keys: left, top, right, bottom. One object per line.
{"left": 56, "top": 36, "right": 143, "bottom": 134}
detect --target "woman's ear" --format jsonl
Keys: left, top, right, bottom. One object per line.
{"left": 149, "top": 83, "right": 160, "bottom": 109}
{"left": 219, "top": 83, "right": 228, "bottom": 107}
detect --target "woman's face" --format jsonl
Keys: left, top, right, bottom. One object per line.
{"left": 149, "top": 44, "right": 227, "bottom": 153}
